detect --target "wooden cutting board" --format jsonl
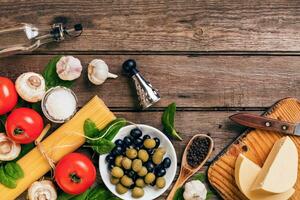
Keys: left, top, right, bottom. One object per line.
{"left": 208, "top": 98, "right": 300, "bottom": 200}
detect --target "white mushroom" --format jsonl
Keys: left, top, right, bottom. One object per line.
{"left": 0, "top": 133, "right": 21, "bottom": 161}
{"left": 88, "top": 59, "right": 118, "bottom": 85}
{"left": 56, "top": 56, "right": 82, "bottom": 81}
{"left": 28, "top": 180, "right": 57, "bottom": 200}
{"left": 15, "top": 72, "right": 46, "bottom": 103}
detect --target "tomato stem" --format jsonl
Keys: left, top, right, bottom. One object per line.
{"left": 69, "top": 172, "right": 81, "bottom": 183}
{"left": 14, "top": 128, "right": 24, "bottom": 135}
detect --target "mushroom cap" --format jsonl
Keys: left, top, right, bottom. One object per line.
{"left": 0, "top": 133, "right": 21, "bottom": 161}
{"left": 15, "top": 72, "right": 46, "bottom": 103}
{"left": 28, "top": 180, "right": 57, "bottom": 200}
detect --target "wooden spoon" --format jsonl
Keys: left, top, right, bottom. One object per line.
{"left": 166, "top": 134, "right": 214, "bottom": 200}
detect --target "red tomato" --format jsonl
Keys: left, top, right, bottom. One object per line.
{"left": 55, "top": 153, "right": 96, "bottom": 195}
{"left": 0, "top": 77, "right": 18, "bottom": 115}
{"left": 6, "top": 108, "right": 44, "bottom": 144}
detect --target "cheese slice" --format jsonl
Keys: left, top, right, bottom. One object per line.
{"left": 251, "top": 136, "right": 298, "bottom": 193}
{"left": 235, "top": 154, "right": 295, "bottom": 200}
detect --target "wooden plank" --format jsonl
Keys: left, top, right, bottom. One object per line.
{"left": 0, "top": 0, "right": 299, "bottom": 52}
{"left": 0, "top": 55, "right": 299, "bottom": 108}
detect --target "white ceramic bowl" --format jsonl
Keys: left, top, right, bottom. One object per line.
{"left": 99, "top": 124, "right": 177, "bottom": 200}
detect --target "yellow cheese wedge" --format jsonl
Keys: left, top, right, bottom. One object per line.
{"left": 235, "top": 154, "right": 295, "bottom": 200}
{"left": 251, "top": 136, "right": 298, "bottom": 193}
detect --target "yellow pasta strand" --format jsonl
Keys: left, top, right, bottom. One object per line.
{"left": 0, "top": 96, "right": 115, "bottom": 200}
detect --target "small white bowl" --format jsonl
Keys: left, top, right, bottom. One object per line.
{"left": 99, "top": 124, "right": 177, "bottom": 200}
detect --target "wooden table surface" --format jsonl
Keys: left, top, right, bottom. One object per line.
{"left": 0, "top": 1, "right": 300, "bottom": 199}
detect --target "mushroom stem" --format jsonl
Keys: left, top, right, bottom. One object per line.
{"left": 108, "top": 72, "right": 118, "bottom": 79}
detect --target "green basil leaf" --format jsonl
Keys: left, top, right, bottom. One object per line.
{"left": 57, "top": 191, "right": 76, "bottom": 200}
{"left": 0, "top": 166, "right": 16, "bottom": 188}
{"left": 162, "top": 103, "right": 182, "bottom": 140}
{"left": 206, "top": 190, "right": 214, "bottom": 200}
{"left": 193, "top": 173, "right": 206, "bottom": 182}
{"left": 43, "top": 56, "right": 73, "bottom": 89}
{"left": 173, "top": 187, "right": 184, "bottom": 200}
{"left": 4, "top": 162, "right": 24, "bottom": 179}
{"left": 102, "top": 118, "right": 126, "bottom": 141}
{"left": 70, "top": 188, "right": 91, "bottom": 200}
{"left": 90, "top": 138, "right": 115, "bottom": 155}
{"left": 0, "top": 115, "right": 6, "bottom": 132}
{"left": 31, "top": 102, "right": 42, "bottom": 114}
{"left": 168, "top": 103, "right": 176, "bottom": 126}
{"left": 87, "top": 186, "right": 113, "bottom": 199}
{"left": 84, "top": 119, "right": 100, "bottom": 138}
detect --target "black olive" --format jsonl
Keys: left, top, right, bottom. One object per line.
{"left": 108, "top": 163, "right": 114, "bottom": 170}
{"left": 124, "top": 136, "right": 133, "bottom": 146}
{"left": 162, "top": 157, "right": 171, "bottom": 168}
{"left": 154, "top": 137, "right": 160, "bottom": 148}
{"left": 127, "top": 170, "right": 136, "bottom": 178}
{"left": 115, "top": 139, "right": 123, "bottom": 146}
{"left": 145, "top": 161, "right": 155, "bottom": 172}
{"left": 156, "top": 168, "right": 166, "bottom": 177}
{"left": 134, "top": 138, "right": 143, "bottom": 148}
{"left": 105, "top": 154, "right": 115, "bottom": 163}
{"left": 143, "top": 135, "right": 151, "bottom": 141}
{"left": 111, "top": 146, "right": 123, "bottom": 156}
{"left": 147, "top": 148, "right": 155, "bottom": 155}
{"left": 150, "top": 181, "right": 156, "bottom": 186}
{"left": 130, "top": 128, "right": 143, "bottom": 138}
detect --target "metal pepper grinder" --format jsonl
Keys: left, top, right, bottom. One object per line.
{"left": 122, "top": 59, "right": 160, "bottom": 109}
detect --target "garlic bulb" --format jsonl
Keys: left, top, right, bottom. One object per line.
{"left": 183, "top": 180, "right": 207, "bottom": 200}
{"left": 56, "top": 56, "right": 82, "bottom": 81}
{"left": 28, "top": 180, "right": 57, "bottom": 200}
{"left": 88, "top": 59, "right": 118, "bottom": 85}
{"left": 15, "top": 72, "right": 46, "bottom": 103}
{"left": 0, "top": 133, "right": 21, "bottom": 161}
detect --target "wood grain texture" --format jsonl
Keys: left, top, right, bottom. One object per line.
{"left": 0, "top": 0, "right": 300, "bottom": 52}
{"left": 208, "top": 98, "right": 300, "bottom": 200}
{"left": 0, "top": 55, "right": 299, "bottom": 108}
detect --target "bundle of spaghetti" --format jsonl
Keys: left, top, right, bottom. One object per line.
{"left": 0, "top": 96, "right": 115, "bottom": 200}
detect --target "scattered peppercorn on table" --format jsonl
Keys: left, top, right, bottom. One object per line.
{"left": 0, "top": 1, "right": 300, "bottom": 200}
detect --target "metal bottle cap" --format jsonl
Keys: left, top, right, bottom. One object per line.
{"left": 123, "top": 59, "right": 160, "bottom": 109}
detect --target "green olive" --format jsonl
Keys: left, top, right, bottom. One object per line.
{"left": 132, "top": 187, "right": 144, "bottom": 198}
{"left": 111, "top": 166, "right": 124, "bottom": 178}
{"left": 143, "top": 138, "right": 156, "bottom": 149}
{"left": 126, "top": 148, "right": 138, "bottom": 159}
{"left": 156, "top": 177, "right": 166, "bottom": 188}
{"left": 138, "top": 149, "right": 149, "bottom": 162}
{"left": 115, "top": 155, "right": 123, "bottom": 167}
{"left": 116, "top": 183, "right": 128, "bottom": 194}
{"left": 136, "top": 178, "right": 145, "bottom": 187}
{"left": 121, "top": 157, "right": 132, "bottom": 170}
{"left": 110, "top": 176, "right": 120, "bottom": 185}
{"left": 144, "top": 172, "right": 156, "bottom": 184}
{"left": 132, "top": 159, "right": 143, "bottom": 172}
{"left": 137, "top": 166, "right": 148, "bottom": 177}
{"left": 152, "top": 147, "right": 166, "bottom": 165}
{"left": 120, "top": 175, "right": 134, "bottom": 187}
